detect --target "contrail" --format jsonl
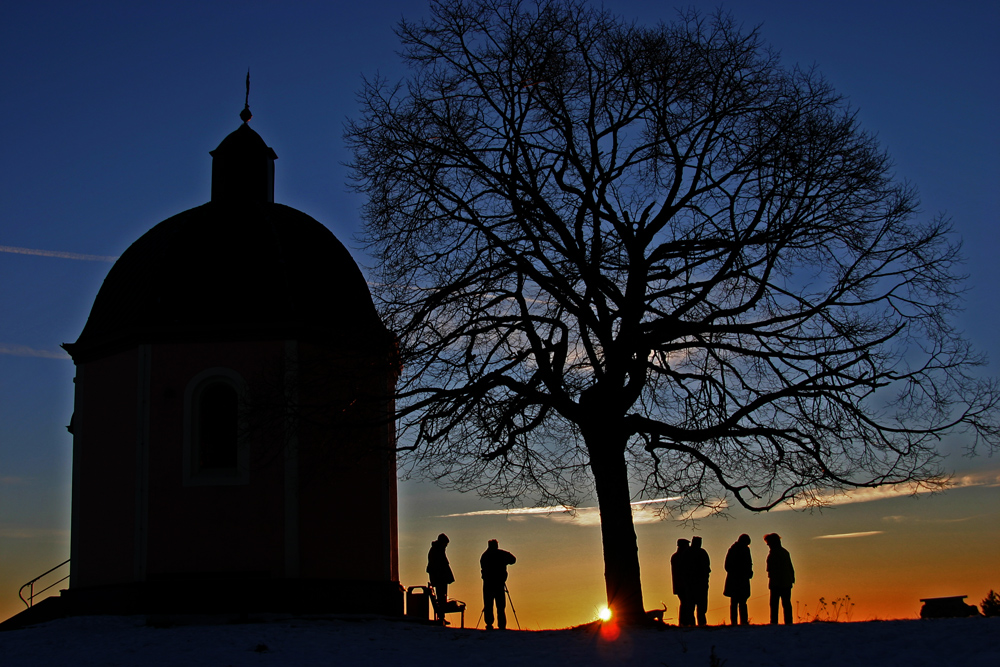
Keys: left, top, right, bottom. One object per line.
{"left": 0, "top": 343, "right": 71, "bottom": 359}
{"left": 439, "top": 496, "right": 683, "bottom": 518}
{"left": 0, "top": 245, "right": 118, "bottom": 262}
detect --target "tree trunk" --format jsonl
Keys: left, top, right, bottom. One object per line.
{"left": 585, "top": 426, "right": 646, "bottom": 625}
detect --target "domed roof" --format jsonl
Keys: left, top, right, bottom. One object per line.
{"left": 67, "top": 114, "right": 391, "bottom": 360}
{"left": 211, "top": 121, "right": 274, "bottom": 158}
{"left": 67, "top": 201, "right": 389, "bottom": 358}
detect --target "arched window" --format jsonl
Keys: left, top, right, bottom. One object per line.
{"left": 183, "top": 369, "right": 248, "bottom": 485}
{"left": 195, "top": 381, "right": 238, "bottom": 471}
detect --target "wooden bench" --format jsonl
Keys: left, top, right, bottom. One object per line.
{"left": 429, "top": 585, "right": 467, "bottom": 628}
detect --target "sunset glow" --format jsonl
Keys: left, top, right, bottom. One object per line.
{"left": 397, "top": 474, "right": 1000, "bottom": 629}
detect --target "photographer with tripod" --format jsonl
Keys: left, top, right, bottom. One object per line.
{"left": 480, "top": 539, "right": 517, "bottom": 630}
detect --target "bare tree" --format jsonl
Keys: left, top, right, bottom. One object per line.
{"left": 346, "top": 0, "right": 998, "bottom": 623}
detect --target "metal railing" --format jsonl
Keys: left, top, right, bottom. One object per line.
{"left": 18, "top": 559, "right": 70, "bottom": 608}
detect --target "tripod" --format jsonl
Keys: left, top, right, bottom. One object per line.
{"left": 505, "top": 583, "right": 521, "bottom": 630}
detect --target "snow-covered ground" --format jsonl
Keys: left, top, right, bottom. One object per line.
{"left": 1, "top": 614, "right": 998, "bottom": 666}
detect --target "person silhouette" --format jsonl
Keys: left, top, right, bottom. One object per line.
{"left": 480, "top": 539, "right": 516, "bottom": 630}
{"left": 689, "top": 536, "right": 711, "bottom": 626}
{"left": 764, "top": 533, "right": 795, "bottom": 624}
{"left": 723, "top": 534, "right": 753, "bottom": 625}
{"left": 670, "top": 538, "right": 694, "bottom": 626}
{"left": 426, "top": 533, "right": 454, "bottom": 621}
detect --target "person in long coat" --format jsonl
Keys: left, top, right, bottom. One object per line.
{"left": 723, "top": 534, "right": 753, "bottom": 625}
{"left": 426, "top": 533, "right": 455, "bottom": 620}
{"left": 670, "top": 538, "right": 694, "bottom": 626}
{"left": 764, "top": 532, "right": 795, "bottom": 624}
{"left": 689, "top": 536, "right": 711, "bottom": 626}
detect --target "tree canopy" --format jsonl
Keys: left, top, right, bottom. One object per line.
{"left": 347, "top": 0, "right": 999, "bottom": 622}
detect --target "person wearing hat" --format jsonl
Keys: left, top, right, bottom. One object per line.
{"left": 724, "top": 534, "right": 753, "bottom": 625}
{"left": 427, "top": 533, "right": 455, "bottom": 620}
{"left": 480, "top": 539, "right": 517, "bottom": 630}
{"left": 764, "top": 533, "right": 795, "bottom": 624}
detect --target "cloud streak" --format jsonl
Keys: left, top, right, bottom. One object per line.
{"left": 439, "top": 469, "right": 999, "bottom": 526}
{"left": 814, "top": 531, "right": 884, "bottom": 540}
{"left": 0, "top": 244, "right": 118, "bottom": 262}
{"left": 0, "top": 526, "right": 69, "bottom": 541}
{"left": 438, "top": 496, "right": 724, "bottom": 526}
{"left": 882, "top": 514, "right": 981, "bottom": 525}
{"left": 0, "top": 343, "right": 70, "bottom": 360}
{"left": 771, "top": 471, "right": 999, "bottom": 511}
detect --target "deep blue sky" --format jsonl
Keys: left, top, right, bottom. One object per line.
{"left": 1, "top": 1, "right": 997, "bottom": 626}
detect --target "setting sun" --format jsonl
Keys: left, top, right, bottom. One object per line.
{"left": 597, "top": 607, "right": 612, "bottom": 622}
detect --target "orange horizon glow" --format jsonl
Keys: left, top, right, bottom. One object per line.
{"left": 2, "top": 469, "right": 997, "bottom": 629}
{"left": 396, "top": 473, "right": 1000, "bottom": 630}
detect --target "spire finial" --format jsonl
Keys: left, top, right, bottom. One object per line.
{"left": 240, "top": 69, "right": 252, "bottom": 123}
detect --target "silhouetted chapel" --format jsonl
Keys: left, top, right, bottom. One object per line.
{"left": 61, "top": 103, "right": 402, "bottom": 615}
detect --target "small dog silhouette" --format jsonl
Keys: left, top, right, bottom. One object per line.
{"left": 646, "top": 603, "right": 667, "bottom": 623}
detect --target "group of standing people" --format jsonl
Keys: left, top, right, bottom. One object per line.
{"left": 426, "top": 530, "right": 793, "bottom": 629}
{"left": 426, "top": 533, "right": 517, "bottom": 630}
{"left": 672, "top": 532, "right": 795, "bottom": 626}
